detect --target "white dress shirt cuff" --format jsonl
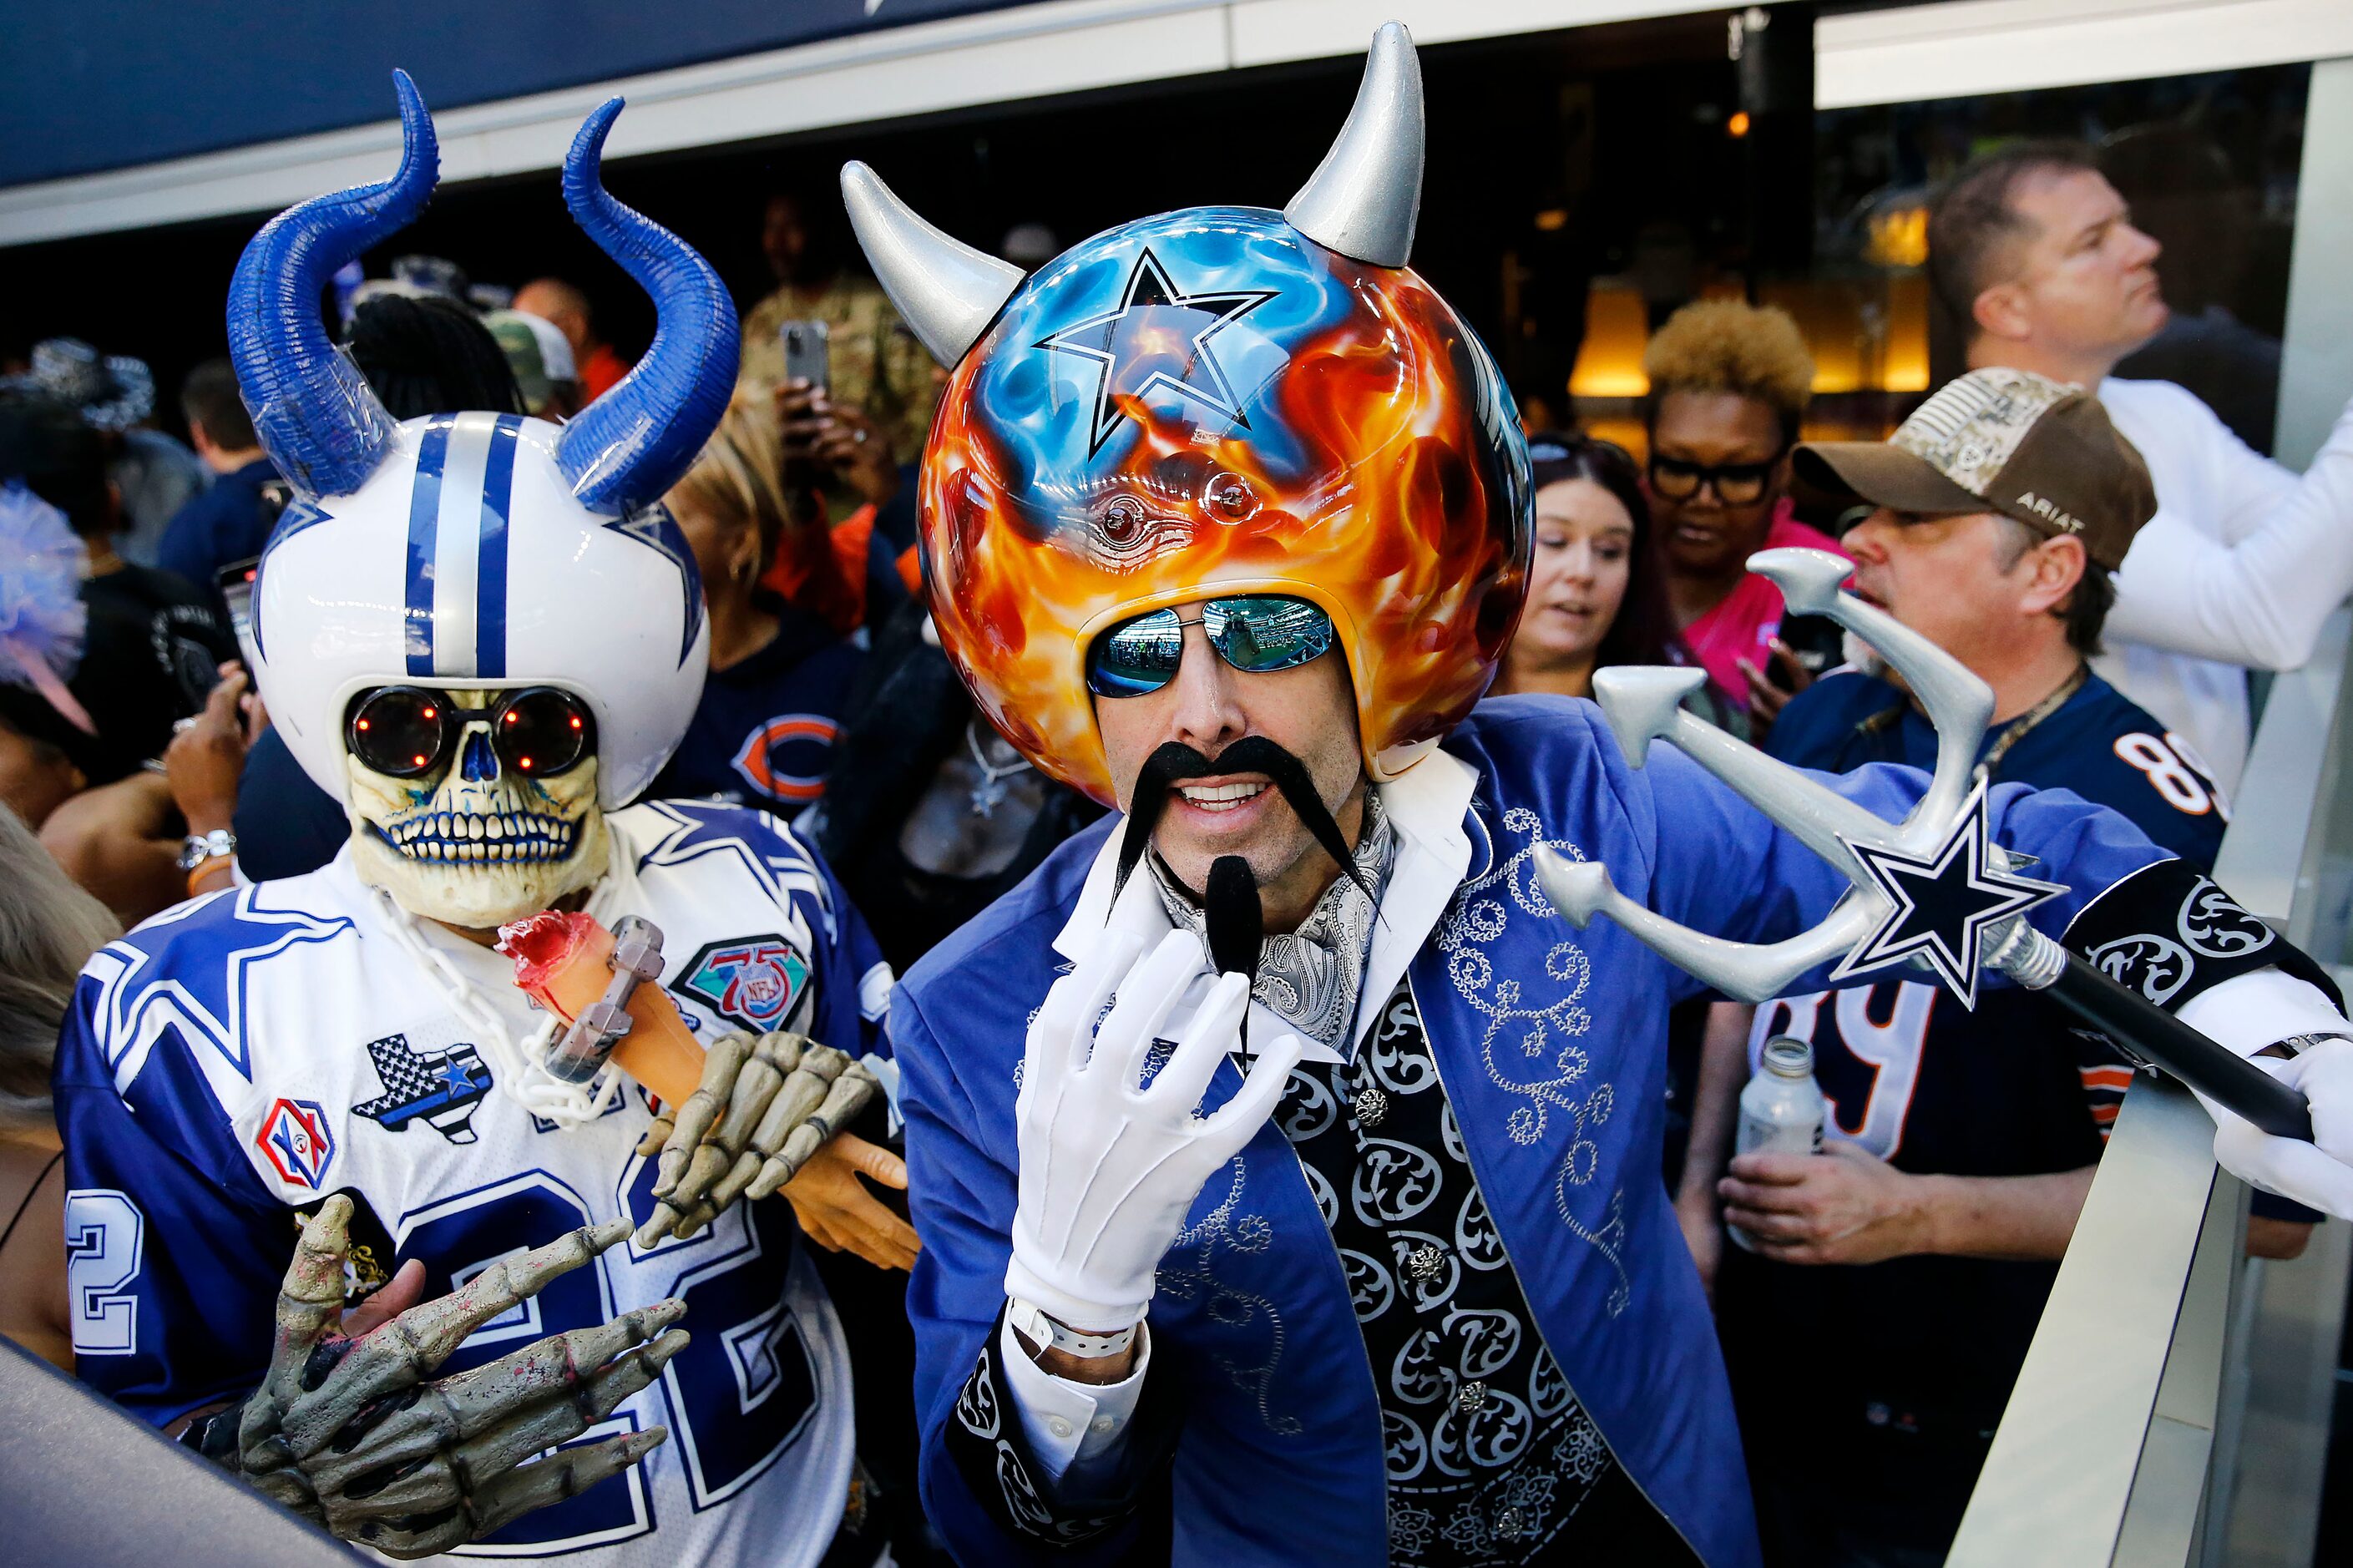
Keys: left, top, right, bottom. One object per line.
{"left": 2174, "top": 967, "right": 2350, "bottom": 1057}
{"left": 995, "top": 1316, "right": 1151, "bottom": 1484}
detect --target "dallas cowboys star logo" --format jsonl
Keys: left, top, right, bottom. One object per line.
{"left": 1829, "top": 779, "right": 2067, "bottom": 1009}
{"left": 605, "top": 504, "right": 705, "bottom": 666}
{"left": 1035, "top": 247, "right": 1277, "bottom": 457}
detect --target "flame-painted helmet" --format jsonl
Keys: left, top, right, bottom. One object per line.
{"left": 230, "top": 73, "right": 731, "bottom": 809}
{"left": 843, "top": 23, "right": 1530, "bottom": 805}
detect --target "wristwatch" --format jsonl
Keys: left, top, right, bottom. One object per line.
{"left": 176, "top": 827, "right": 237, "bottom": 872}
{"left": 1007, "top": 1297, "right": 1138, "bottom": 1361}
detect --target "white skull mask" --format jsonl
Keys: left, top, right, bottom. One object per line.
{"left": 345, "top": 685, "right": 611, "bottom": 929}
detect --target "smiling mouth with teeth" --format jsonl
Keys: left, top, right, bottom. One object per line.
{"left": 1177, "top": 781, "right": 1268, "bottom": 813}
{"left": 374, "top": 809, "right": 580, "bottom": 863}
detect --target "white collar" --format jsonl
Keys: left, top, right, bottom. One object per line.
{"left": 1050, "top": 746, "right": 1478, "bottom": 1063}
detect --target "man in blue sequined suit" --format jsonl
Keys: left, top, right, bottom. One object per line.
{"left": 852, "top": 26, "right": 2353, "bottom": 1567}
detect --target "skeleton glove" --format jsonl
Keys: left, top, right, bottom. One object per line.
{"left": 633, "top": 1029, "right": 884, "bottom": 1246}
{"left": 207, "top": 1195, "right": 683, "bottom": 1558}
{"left": 1005, "top": 928, "right": 1305, "bottom": 1332}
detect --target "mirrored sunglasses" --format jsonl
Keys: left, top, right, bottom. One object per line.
{"left": 1085, "top": 595, "right": 1337, "bottom": 699}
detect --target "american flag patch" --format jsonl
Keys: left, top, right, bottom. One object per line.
{"left": 353, "top": 1031, "right": 493, "bottom": 1145}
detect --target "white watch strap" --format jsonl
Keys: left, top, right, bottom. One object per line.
{"left": 1007, "top": 1296, "right": 1137, "bottom": 1361}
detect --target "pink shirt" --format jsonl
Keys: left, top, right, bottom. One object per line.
{"left": 1681, "top": 502, "right": 1850, "bottom": 709}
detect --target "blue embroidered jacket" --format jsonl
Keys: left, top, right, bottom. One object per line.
{"left": 889, "top": 697, "right": 2174, "bottom": 1565}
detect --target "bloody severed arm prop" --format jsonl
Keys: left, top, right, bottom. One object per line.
{"left": 500, "top": 909, "right": 885, "bottom": 1246}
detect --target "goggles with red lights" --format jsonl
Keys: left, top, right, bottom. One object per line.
{"left": 345, "top": 685, "right": 596, "bottom": 780}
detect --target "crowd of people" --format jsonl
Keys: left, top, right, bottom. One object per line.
{"left": 3, "top": 32, "right": 2353, "bottom": 1568}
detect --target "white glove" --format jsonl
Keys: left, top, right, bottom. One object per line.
{"left": 1004, "top": 927, "right": 1304, "bottom": 1332}
{"left": 2202, "top": 1038, "right": 2353, "bottom": 1220}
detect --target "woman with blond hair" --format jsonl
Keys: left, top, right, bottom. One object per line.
{"left": 0, "top": 801, "right": 119, "bottom": 1368}
{"left": 651, "top": 390, "right": 871, "bottom": 812}
{"left": 1642, "top": 298, "right": 1846, "bottom": 729}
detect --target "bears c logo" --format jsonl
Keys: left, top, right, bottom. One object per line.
{"left": 257, "top": 1097, "right": 337, "bottom": 1189}
{"left": 730, "top": 715, "right": 839, "bottom": 805}
{"left": 670, "top": 935, "right": 812, "bottom": 1035}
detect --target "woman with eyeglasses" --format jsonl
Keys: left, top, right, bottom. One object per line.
{"left": 1492, "top": 432, "right": 1744, "bottom": 735}
{"left": 1642, "top": 300, "right": 1847, "bottom": 729}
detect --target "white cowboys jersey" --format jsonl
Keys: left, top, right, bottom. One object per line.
{"left": 56, "top": 798, "right": 893, "bottom": 1565}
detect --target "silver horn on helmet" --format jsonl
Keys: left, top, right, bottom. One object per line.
{"left": 1283, "top": 18, "right": 1425, "bottom": 267}
{"left": 838, "top": 162, "right": 1026, "bottom": 369}
{"left": 1531, "top": 546, "right": 2316, "bottom": 1142}
{"left": 840, "top": 19, "right": 1430, "bottom": 371}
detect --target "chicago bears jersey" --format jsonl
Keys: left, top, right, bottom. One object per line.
{"left": 55, "top": 798, "right": 893, "bottom": 1565}
{"left": 1717, "top": 669, "right": 2230, "bottom": 1539}
{"left": 648, "top": 596, "right": 868, "bottom": 812}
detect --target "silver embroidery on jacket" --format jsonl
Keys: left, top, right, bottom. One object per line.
{"left": 1435, "top": 805, "right": 1629, "bottom": 1313}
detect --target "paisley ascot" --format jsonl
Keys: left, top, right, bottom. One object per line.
{"left": 918, "top": 206, "right": 1533, "bottom": 803}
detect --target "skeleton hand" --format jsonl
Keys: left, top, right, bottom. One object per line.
{"left": 215, "top": 1195, "right": 683, "bottom": 1558}
{"left": 633, "top": 1029, "right": 885, "bottom": 1247}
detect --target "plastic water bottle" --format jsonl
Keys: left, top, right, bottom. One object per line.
{"left": 1728, "top": 1036, "right": 1825, "bottom": 1253}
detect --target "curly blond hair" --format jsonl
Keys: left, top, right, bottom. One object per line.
{"left": 1642, "top": 299, "right": 1814, "bottom": 443}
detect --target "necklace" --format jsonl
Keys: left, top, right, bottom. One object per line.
{"left": 1975, "top": 663, "right": 2089, "bottom": 784}
{"left": 964, "top": 717, "right": 1034, "bottom": 817}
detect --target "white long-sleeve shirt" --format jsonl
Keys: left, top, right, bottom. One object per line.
{"left": 2093, "top": 377, "right": 2353, "bottom": 792}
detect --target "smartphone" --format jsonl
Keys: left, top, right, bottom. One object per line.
{"left": 778, "top": 319, "right": 831, "bottom": 393}
{"left": 215, "top": 555, "right": 261, "bottom": 676}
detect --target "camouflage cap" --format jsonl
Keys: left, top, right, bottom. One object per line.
{"left": 1795, "top": 367, "right": 2157, "bottom": 570}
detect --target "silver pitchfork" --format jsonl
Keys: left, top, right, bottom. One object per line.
{"left": 1529, "top": 547, "right": 2312, "bottom": 1141}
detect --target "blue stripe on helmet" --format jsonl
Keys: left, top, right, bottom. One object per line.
{"left": 475, "top": 415, "right": 523, "bottom": 680}
{"left": 403, "top": 416, "right": 457, "bottom": 675}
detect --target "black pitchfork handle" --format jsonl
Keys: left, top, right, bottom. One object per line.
{"left": 2037, "top": 952, "right": 2315, "bottom": 1142}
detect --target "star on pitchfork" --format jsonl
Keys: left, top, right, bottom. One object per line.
{"left": 1829, "top": 776, "right": 2065, "bottom": 1009}
{"left": 1036, "top": 247, "right": 1276, "bottom": 457}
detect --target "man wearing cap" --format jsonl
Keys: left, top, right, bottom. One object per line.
{"left": 1674, "top": 368, "right": 2316, "bottom": 1567}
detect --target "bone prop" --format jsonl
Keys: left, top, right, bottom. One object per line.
{"left": 498, "top": 911, "right": 705, "bottom": 1108}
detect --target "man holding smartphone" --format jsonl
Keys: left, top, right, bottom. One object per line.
{"left": 741, "top": 189, "right": 944, "bottom": 465}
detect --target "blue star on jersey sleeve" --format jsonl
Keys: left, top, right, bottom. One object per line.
{"left": 56, "top": 961, "right": 292, "bottom": 1426}
{"left": 80, "top": 883, "right": 354, "bottom": 1085}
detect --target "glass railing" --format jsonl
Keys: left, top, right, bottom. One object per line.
{"left": 1950, "top": 607, "right": 2353, "bottom": 1565}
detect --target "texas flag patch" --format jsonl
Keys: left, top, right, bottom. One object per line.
{"left": 258, "top": 1097, "right": 337, "bottom": 1189}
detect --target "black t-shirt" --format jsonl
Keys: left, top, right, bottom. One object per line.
{"left": 1718, "top": 668, "right": 2234, "bottom": 1545}
{"left": 72, "top": 562, "right": 237, "bottom": 781}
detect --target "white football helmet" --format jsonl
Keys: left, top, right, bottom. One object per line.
{"left": 230, "top": 73, "right": 732, "bottom": 814}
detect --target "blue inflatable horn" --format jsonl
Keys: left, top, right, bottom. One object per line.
{"left": 226, "top": 76, "right": 738, "bottom": 515}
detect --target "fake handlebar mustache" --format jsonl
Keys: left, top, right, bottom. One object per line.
{"left": 1113, "top": 737, "right": 1370, "bottom": 997}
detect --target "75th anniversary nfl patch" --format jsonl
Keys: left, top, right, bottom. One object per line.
{"left": 669, "top": 934, "right": 811, "bottom": 1035}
